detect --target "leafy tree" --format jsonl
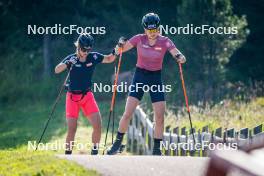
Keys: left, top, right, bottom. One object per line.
{"left": 169, "top": 0, "right": 247, "bottom": 102}
{"left": 228, "top": 0, "right": 264, "bottom": 82}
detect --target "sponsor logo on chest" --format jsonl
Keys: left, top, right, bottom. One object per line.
{"left": 86, "top": 63, "right": 93, "bottom": 67}
{"left": 75, "top": 64, "right": 81, "bottom": 67}
{"left": 74, "top": 62, "right": 93, "bottom": 68}
{"left": 154, "top": 47, "right": 162, "bottom": 51}
{"left": 93, "top": 54, "right": 98, "bottom": 60}
{"left": 142, "top": 44, "right": 162, "bottom": 51}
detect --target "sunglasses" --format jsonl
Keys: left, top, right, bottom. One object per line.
{"left": 80, "top": 47, "right": 91, "bottom": 53}
{"left": 146, "top": 28, "right": 159, "bottom": 33}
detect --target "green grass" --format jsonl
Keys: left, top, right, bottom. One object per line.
{"left": 0, "top": 96, "right": 125, "bottom": 149}
{"left": 163, "top": 97, "right": 264, "bottom": 132}
{"left": 0, "top": 149, "right": 98, "bottom": 176}
{"left": 0, "top": 96, "right": 126, "bottom": 175}
{"left": 0, "top": 100, "right": 66, "bottom": 149}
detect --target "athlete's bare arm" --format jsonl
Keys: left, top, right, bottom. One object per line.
{"left": 55, "top": 57, "right": 77, "bottom": 73}
{"left": 102, "top": 54, "right": 116, "bottom": 63}
{"left": 121, "top": 41, "right": 134, "bottom": 53}
{"left": 55, "top": 63, "right": 67, "bottom": 74}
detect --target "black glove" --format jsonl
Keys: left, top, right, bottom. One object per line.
{"left": 117, "top": 37, "right": 127, "bottom": 47}
{"left": 63, "top": 57, "right": 77, "bottom": 67}
{"left": 112, "top": 37, "right": 127, "bottom": 56}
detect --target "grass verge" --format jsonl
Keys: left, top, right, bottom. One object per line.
{"left": 164, "top": 97, "right": 264, "bottom": 131}
{"left": 0, "top": 149, "right": 99, "bottom": 176}
{"left": 0, "top": 96, "right": 126, "bottom": 175}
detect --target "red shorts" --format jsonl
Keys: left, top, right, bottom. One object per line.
{"left": 66, "top": 92, "right": 99, "bottom": 118}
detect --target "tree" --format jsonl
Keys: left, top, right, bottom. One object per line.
{"left": 228, "top": 0, "right": 264, "bottom": 82}
{"left": 173, "top": 0, "right": 247, "bottom": 101}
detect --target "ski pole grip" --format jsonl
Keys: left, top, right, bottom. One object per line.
{"left": 118, "top": 37, "right": 127, "bottom": 47}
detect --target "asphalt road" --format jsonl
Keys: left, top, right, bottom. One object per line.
{"left": 58, "top": 155, "right": 209, "bottom": 176}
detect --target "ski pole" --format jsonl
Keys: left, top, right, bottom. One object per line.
{"left": 35, "top": 66, "right": 72, "bottom": 150}
{"left": 111, "top": 64, "right": 117, "bottom": 144}
{"left": 178, "top": 63, "right": 196, "bottom": 145}
{"left": 103, "top": 47, "right": 123, "bottom": 154}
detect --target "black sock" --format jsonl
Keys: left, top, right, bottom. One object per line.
{"left": 116, "top": 131, "right": 125, "bottom": 142}
{"left": 65, "top": 150, "right": 72, "bottom": 155}
{"left": 153, "top": 138, "right": 162, "bottom": 151}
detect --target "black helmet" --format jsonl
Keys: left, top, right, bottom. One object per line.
{"left": 77, "top": 33, "right": 94, "bottom": 49}
{"left": 142, "top": 13, "right": 160, "bottom": 29}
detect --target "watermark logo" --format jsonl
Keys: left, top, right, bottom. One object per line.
{"left": 160, "top": 24, "right": 238, "bottom": 35}
{"left": 27, "top": 24, "right": 106, "bottom": 35}
{"left": 28, "top": 141, "right": 102, "bottom": 151}
{"left": 160, "top": 141, "right": 238, "bottom": 151}
{"left": 93, "top": 82, "right": 172, "bottom": 93}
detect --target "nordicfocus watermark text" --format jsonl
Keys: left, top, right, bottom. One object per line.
{"left": 27, "top": 23, "right": 238, "bottom": 35}
{"left": 161, "top": 141, "right": 238, "bottom": 151}
{"left": 27, "top": 24, "right": 106, "bottom": 35}
{"left": 93, "top": 82, "right": 172, "bottom": 93}
{"left": 28, "top": 140, "right": 238, "bottom": 151}
{"left": 160, "top": 24, "right": 238, "bottom": 35}
{"left": 28, "top": 141, "right": 100, "bottom": 151}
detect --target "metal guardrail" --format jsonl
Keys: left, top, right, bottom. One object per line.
{"left": 127, "top": 106, "right": 264, "bottom": 156}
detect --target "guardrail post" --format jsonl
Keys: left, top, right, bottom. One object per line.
{"left": 142, "top": 120, "right": 147, "bottom": 155}
{"left": 127, "top": 116, "right": 133, "bottom": 152}
{"left": 197, "top": 129, "right": 202, "bottom": 157}
{"left": 165, "top": 126, "right": 171, "bottom": 156}
{"left": 249, "top": 129, "right": 253, "bottom": 146}
{"left": 189, "top": 127, "right": 196, "bottom": 156}
{"left": 253, "top": 124, "right": 263, "bottom": 135}
{"left": 215, "top": 127, "right": 222, "bottom": 138}
{"left": 227, "top": 128, "right": 235, "bottom": 138}
{"left": 211, "top": 130, "right": 215, "bottom": 143}
{"left": 240, "top": 128, "right": 248, "bottom": 139}
{"left": 202, "top": 125, "right": 209, "bottom": 133}
{"left": 173, "top": 127, "right": 179, "bottom": 156}
{"left": 181, "top": 127, "right": 187, "bottom": 156}
{"left": 132, "top": 113, "right": 136, "bottom": 154}
{"left": 223, "top": 128, "right": 227, "bottom": 144}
